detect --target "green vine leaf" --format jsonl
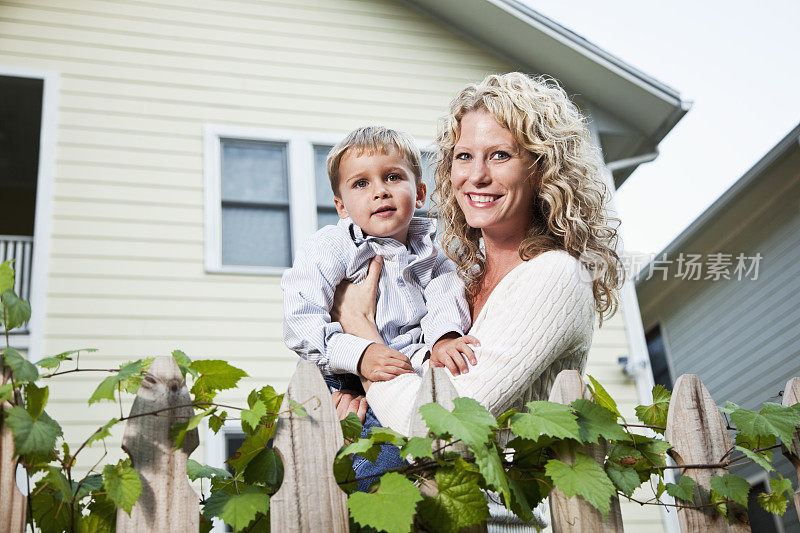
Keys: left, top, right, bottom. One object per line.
{"left": 24, "top": 383, "right": 49, "bottom": 418}
{"left": 418, "top": 464, "right": 490, "bottom": 533}
{"left": 103, "top": 459, "right": 142, "bottom": 515}
{"left": 172, "top": 350, "right": 197, "bottom": 379}
{"left": 758, "top": 477, "right": 792, "bottom": 515}
{"left": 733, "top": 445, "right": 774, "bottom": 472}
{"left": 634, "top": 385, "right": 671, "bottom": 433}
{"left": 243, "top": 447, "right": 283, "bottom": 489}
{"left": 228, "top": 424, "right": 274, "bottom": 475}
{"left": 665, "top": 476, "right": 697, "bottom": 502}
{"left": 85, "top": 418, "right": 119, "bottom": 449}
{"left": 399, "top": 437, "right": 434, "bottom": 461}
{"left": 369, "top": 426, "right": 407, "bottom": 447}
{"left": 0, "top": 383, "right": 13, "bottom": 401}
{"left": 204, "top": 485, "right": 269, "bottom": 532}
{"left": 347, "top": 472, "right": 422, "bottom": 533}
{"left": 88, "top": 360, "right": 146, "bottom": 405}
{"left": 420, "top": 397, "right": 496, "bottom": 449}
{"left": 1, "top": 289, "right": 31, "bottom": 330}
{"left": 730, "top": 403, "right": 800, "bottom": 450}
{"left": 189, "top": 359, "right": 248, "bottom": 403}
{"left": 710, "top": 474, "right": 750, "bottom": 507}
{"left": 4, "top": 347, "right": 39, "bottom": 383}
{"left": 5, "top": 406, "right": 62, "bottom": 456}
{"left": 605, "top": 462, "right": 641, "bottom": 498}
{"left": 472, "top": 444, "right": 512, "bottom": 506}
{"left": 340, "top": 412, "right": 363, "bottom": 441}
{"left": 571, "top": 399, "right": 629, "bottom": 443}
{"left": 587, "top": 375, "right": 622, "bottom": 420}
{"left": 510, "top": 401, "right": 581, "bottom": 441}
{"left": 545, "top": 453, "right": 616, "bottom": 517}
{"left": 340, "top": 437, "right": 382, "bottom": 463}
{"left": 171, "top": 407, "right": 215, "bottom": 448}
{"left": 208, "top": 411, "right": 227, "bottom": 434}
{"left": 35, "top": 348, "right": 96, "bottom": 370}
{"left": 240, "top": 400, "right": 267, "bottom": 435}
{"left": 0, "top": 260, "right": 14, "bottom": 293}
{"left": 187, "top": 459, "right": 232, "bottom": 481}
{"left": 287, "top": 398, "right": 309, "bottom": 417}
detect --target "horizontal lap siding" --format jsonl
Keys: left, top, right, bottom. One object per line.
{"left": 659, "top": 174, "right": 800, "bottom": 532}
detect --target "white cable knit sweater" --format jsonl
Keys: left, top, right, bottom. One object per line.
{"left": 366, "top": 250, "right": 596, "bottom": 435}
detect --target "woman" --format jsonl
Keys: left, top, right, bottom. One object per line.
{"left": 333, "top": 71, "right": 623, "bottom": 436}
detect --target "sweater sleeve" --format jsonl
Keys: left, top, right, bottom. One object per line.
{"left": 366, "top": 251, "right": 595, "bottom": 435}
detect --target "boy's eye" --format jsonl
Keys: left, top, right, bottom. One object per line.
{"left": 353, "top": 179, "right": 368, "bottom": 189}
{"left": 387, "top": 173, "right": 402, "bottom": 182}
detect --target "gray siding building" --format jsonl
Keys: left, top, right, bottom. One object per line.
{"left": 636, "top": 122, "right": 800, "bottom": 532}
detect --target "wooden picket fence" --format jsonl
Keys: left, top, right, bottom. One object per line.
{"left": 1, "top": 356, "right": 799, "bottom": 532}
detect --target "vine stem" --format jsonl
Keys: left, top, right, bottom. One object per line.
{"left": 42, "top": 368, "right": 117, "bottom": 378}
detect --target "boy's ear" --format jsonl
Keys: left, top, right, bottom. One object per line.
{"left": 333, "top": 196, "right": 349, "bottom": 219}
{"left": 415, "top": 182, "right": 427, "bottom": 209}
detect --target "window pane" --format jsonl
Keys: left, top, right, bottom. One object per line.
{"left": 314, "top": 144, "right": 335, "bottom": 208}
{"left": 221, "top": 139, "right": 289, "bottom": 203}
{"left": 317, "top": 207, "right": 340, "bottom": 229}
{"left": 222, "top": 206, "right": 291, "bottom": 267}
{"left": 417, "top": 150, "right": 437, "bottom": 215}
{"left": 645, "top": 325, "right": 673, "bottom": 389}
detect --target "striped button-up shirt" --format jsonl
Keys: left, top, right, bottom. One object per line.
{"left": 281, "top": 216, "right": 471, "bottom": 376}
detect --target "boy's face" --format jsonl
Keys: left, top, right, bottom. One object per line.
{"left": 334, "top": 148, "right": 426, "bottom": 245}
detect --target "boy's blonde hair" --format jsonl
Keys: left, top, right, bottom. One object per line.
{"left": 326, "top": 126, "right": 422, "bottom": 197}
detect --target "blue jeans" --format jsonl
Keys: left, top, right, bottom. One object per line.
{"left": 324, "top": 374, "right": 407, "bottom": 492}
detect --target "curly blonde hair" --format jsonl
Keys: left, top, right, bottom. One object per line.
{"left": 432, "top": 72, "right": 625, "bottom": 325}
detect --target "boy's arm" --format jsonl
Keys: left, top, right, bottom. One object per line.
{"left": 420, "top": 254, "right": 472, "bottom": 346}
{"left": 281, "top": 235, "right": 375, "bottom": 375}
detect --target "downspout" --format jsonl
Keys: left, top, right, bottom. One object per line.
{"left": 588, "top": 124, "right": 680, "bottom": 533}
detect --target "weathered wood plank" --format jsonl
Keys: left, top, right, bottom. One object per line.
{"left": 665, "top": 374, "right": 750, "bottom": 531}
{"left": 781, "top": 377, "right": 800, "bottom": 519}
{"left": 270, "top": 360, "right": 348, "bottom": 532}
{"left": 116, "top": 356, "right": 199, "bottom": 532}
{"left": 548, "top": 370, "right": 623, "bottom": 532}
{"left": 1, "top": 397, "right": 26, "bottom": 533}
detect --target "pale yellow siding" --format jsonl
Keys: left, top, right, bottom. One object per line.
{"left": 1, "top": 0, "right": 663, "bottom": 528}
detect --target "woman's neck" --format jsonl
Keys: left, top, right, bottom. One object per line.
{"left": 481, "top": 229, "right": 525, "bottom": 278}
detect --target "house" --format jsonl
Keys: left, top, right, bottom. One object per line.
{"left": 0, "top": 0, "right": 688, "bottom": 529}
{"left": 636, "top": 122, "right": 800, "bottom": 532}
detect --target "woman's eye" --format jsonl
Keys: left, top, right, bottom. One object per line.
{"left": 491, "top": 151, "right": 511, "bottom": 160}
{"left": 454, "top": 152, "right": 471, "bottom": 161}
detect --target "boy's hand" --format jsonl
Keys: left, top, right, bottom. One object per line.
{"left": 358, "top": 343, "right": 414, "bottom": 381}
{"left": 430, "top": 334, "right": 480, "bottom": 376}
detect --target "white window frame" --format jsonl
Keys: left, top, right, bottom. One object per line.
{"left": 203, "top": 124, "right": 433, "bottom": 276}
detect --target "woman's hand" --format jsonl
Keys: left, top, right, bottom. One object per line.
{"left": 331, "top": 390, "right": 368, "bottom": 422}
{"left": 331, "top": 255, "right": 384, "bottom": 343}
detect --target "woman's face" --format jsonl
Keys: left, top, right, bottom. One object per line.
{"left": 451, "top": 109, "right": 538, "bottom": 237}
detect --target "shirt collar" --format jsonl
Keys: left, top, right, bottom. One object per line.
{"left": 338, "top": 216, "right": 437, "bottom": 253}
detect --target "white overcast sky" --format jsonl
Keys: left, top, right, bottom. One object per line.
{"left": 524, "top": 0, "right": 800, "bottom": 255}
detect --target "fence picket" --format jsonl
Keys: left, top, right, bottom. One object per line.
{"left": 665, "top": 374, "right": 749, "bottom": 531}
{"left": 781, "top": 377, "right": 800, "bottom": 519}
{"left": 548, "top": 370, "right": 624, "bottom": 532}
{"left": 0, "top": 400, "right": 26, "bottom": 533}
{"left": 270, "top": 360, "right": 348, "bottom": 532}
{"left": 116, "top": 356, "right": 199, "bottom": 532}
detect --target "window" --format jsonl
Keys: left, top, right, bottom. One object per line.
{"left": 220, "top": 139, "right": 291, "bottom": 267}
{"left": 204, "top": 125, "right": 434, "bottom": 275}
{"left": 645, "top": 325, "right": 673, "bottom": 389}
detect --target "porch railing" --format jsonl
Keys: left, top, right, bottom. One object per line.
{"left": 0, "top": 235, "right": 33, "bottom": 332}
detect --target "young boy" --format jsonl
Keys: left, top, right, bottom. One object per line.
{"left": 281, "top": 126, "right": 477, "bottom": 399}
